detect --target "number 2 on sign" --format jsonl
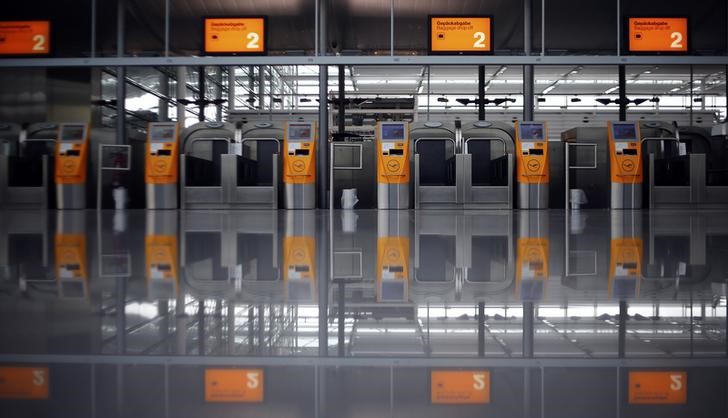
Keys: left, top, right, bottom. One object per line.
{"left": 473, "top": 32, "right": 486, "bottom": 48}
{"left": 246, "top": 32, "right": 260, "bottom": 49}
{"left": 32, "top": 34, "right": 46, "bottom": 51}
{"left": 670, "top": 32, "right": 683, "bottom": 49}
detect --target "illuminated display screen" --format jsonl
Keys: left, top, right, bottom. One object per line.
{"left": 628, "top": 17, "right": 688, "bottom": 53}
{"left": 204, "top": 17, "right": 266, "bottom": 55}
{"left": 288, "top": 123, "right": 312, "bottom": 141}
{"left": 612, "top": 123, "right": 638, "bottom": 141}
{"left": 381, "top": 123, "right": 406, "bottom": 141}
{"left": 0, "top": 21, "right": 50, "bottom": 55}
{"left": 519, "top": 123, "right": 545, "bottom": 141}
{"left": 59, "top": 124, "right": 86, "bottom": 142}
{"left": 150, "top": 124, "right": 177, "bottom": 142}
{"left": 429, "top": 16, "right": 493, "bottom": 54}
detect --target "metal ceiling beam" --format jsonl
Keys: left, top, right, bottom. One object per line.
{"left": 5, "top": 55, "right": 728, "bottom": 68}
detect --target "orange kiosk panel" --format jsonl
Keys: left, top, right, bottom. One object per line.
{"left": 145, "top": 122, "right": 180, "bottom": 184}
{"left": 515, "top": 122, "right": 549, "bottom": 184}
{"left": 54, "top": 123, "right": 90, "bottom": 185}
{"left": 608, "top": 121, "right": 643, "bottom": 184}
{"left": 283, "top": 122, "right": 316, "bottom": 185}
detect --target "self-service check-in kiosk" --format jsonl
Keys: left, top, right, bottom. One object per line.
{"left": 609, "top": 211, "right": 643, "bottom": 299}
{"left": 283, "top": 211, "right": 316, "bottom": 302}
{"left": 516, "top": 212, "right": 549, "bottom": 302}
{"left": 55, "top": 212, "right": 88, "bottom": 299}
{"left": 145, "top": 122, "right": 180, "bottom": 209}
{"left": 377, "top": 211, "right": 410, "bottom": 302}
{"left": 55, "top": 123, "right": 90, "bottom": 209}
{"left": 608, "top": 121, "right": 643, "bottom": 209}
{"left": 515, "top": 122, "right": 549, "bottom": 209}
{"left": 283, "top": 121, "right": 316, "bottom": 209}
{"left": 377, "top": 121, "right": 410, "bottom": 209}
{"left": 146, "top": 211, "right": 179, "bottom": 299}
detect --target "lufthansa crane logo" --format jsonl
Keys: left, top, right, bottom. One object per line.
{"left": 621, "top": 160, "right": 635, "bottom": 172}
{"left": 387, "top": 160, "right": 401, "bottom": 172}
{"left": 293, "top": 160, "right": 305, "bottom": 172}
{"left": 526, "top": 159, "right": 541, "bottom": 172}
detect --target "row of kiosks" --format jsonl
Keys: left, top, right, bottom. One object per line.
{"left": 175, "top": 120, "right": 317, "bottom": 210}
{"left": 373, "top": 120, "right": 550, "bottom": 210}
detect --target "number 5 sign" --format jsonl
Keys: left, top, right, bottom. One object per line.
{"left": 204, "top": 17, "right": 267, "bottom": 55}
{"left": 205, "top": 368, "right": 264, "bottom": 403}
{"left": 0, "top": 21, "right": 50, "bottom": 55}
{"left": 628, "top": 371, "right": 687, "bottom": 404}
{"left": 431, "top": 370, "right": 491, "bottom": 404}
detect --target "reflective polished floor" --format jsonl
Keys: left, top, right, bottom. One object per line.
{"left": 0, "top": 209, "right": 727, "bottom": 417}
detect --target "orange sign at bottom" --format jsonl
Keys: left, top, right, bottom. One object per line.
{"left": 628, "top": 371, "right": 686, "bottom": 404}
{"left": 0, "top": 366, "right": 49, "bottom": 399}
{"left": 431, "top": 370, "right": 490, "bottom": 404}
{"left": 205, "top": 369, "right": 264, "bottom": 403}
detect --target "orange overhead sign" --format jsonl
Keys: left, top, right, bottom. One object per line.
{"left": 0, "top": 21, "right": 50, "bottom": 55}
{"left": 431, "top": 370, "right": 490, "bottom": 404}
{"left": 429, "top": 16, "right": 492, "bottom": 54}
{"left": 628, "top": 18, "right": 688, "bottom": 53}
{"left": 204, "top": 17, "right": 266, "bottom": 54}
{"left": 205, "top": 369, "right": 264, "bottom": 403}
{"left": 628, "top": 371, "right": 687, "bottom": 405}
{"left": 0, "top": 367, "right": 49, "bottom": 399}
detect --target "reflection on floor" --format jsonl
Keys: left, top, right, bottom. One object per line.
{"left": 0, "top": 209, "right": 726, "bottom": 418}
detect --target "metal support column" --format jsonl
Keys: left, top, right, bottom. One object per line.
{"left": 227, "top": 67, "right": 235, "bottom": 112}
{"left": 337, "top": 282, "right": 345, "bottom": 357}
{"left": 618, "top": 65, "right": 627, "bottom": 121}
{"left": 215, "top": 68, "right": 223, "bottom": 121}
{"left": 618, "top": 300, "right": 627, "bottom": 358}
{"left": 478, "top": 66, "right": 486, "bottom": 120}
{"left": 158, "top": 71, "right": 169, "bottom": 122}
{"left": 523, "top": 0, "right": 535, "bottom": 121}
{"left": 198, "top": 67, "right": 205, "bottom": 122}
{"left": 258, "top": 66, "right": 265, "bottom": 110}
{"left": 115, "top": 0, "right": 126, "bottom": 145}
{"left": 338, "top": 65, "right": 345, "bottom": 133}
{"left": 317, "top": 0, "right": 329, "bottom": 209}
{"left": 176, "top": 67, "right": 187, "bottom": 126}
{"left": 689, "top": 65, "right": 694, "bottom": 127}
{"left": 523, "top": 302, "right": 534, "bottom": 358}
{"left": 477, "top": 302, "right": 485, "bottom": 356}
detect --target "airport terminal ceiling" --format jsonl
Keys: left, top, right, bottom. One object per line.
{"left": 3, "top": 0, "right": 728, "bottom": 55}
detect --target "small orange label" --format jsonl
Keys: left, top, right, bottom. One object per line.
{"left": 0, "top": 367, "right": 49, "bottom": 399}
{"left": 431, "top": 370, "right": 490, "bottom": 404}
{"left": 0, "top": 21, "right": 50, "bottom": 55}
{"left": 628, "top": 371, "right": 687, "bottom": 404}
{"left": 204, "top": 369, "right": 264, "bottom": 403}
{"left": 430, "top": 17, "right": 492, "bottom": 53}
{"left": 204, "top": 18, "right": 265, "bottom": 54}
{"left": 628, "top": 18, "right": 687, "bottom": 52}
